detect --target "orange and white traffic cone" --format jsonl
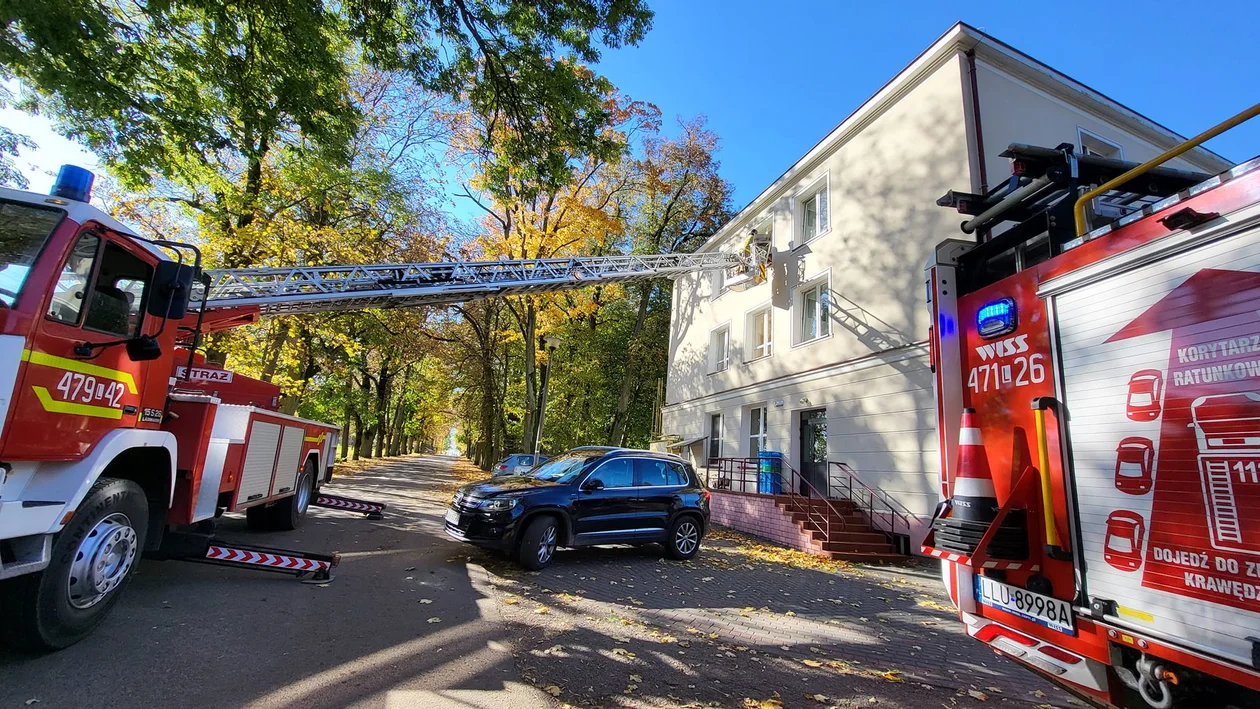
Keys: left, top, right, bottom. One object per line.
{"left": 951, "top": 407, "right": 999, "bottom": 523}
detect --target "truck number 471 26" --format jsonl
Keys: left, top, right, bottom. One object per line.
{"left": 967, "top": 354, "right": 1045, "bottom": 394}
{"left": 55, "top": 370, "right": 126, "bottom": 408}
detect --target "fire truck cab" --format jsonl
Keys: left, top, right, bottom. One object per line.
{"left": 0, "top": 168, "right": 339, "bottom": 650}
{"left": 926, "top": 133, "right": 1260, "bottom": 708}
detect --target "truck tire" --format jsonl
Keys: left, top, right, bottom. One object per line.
{"left": 0, "top": 477, "right": 149, "bottom": 650}
{"left": 271, "top": 461, "right": 315, "bottom": 531}
{"left": 517, "top": 515, "right": 559, "bottom": 570}
{"left": 245, "top": 461, "right": 315, "bottom": 532}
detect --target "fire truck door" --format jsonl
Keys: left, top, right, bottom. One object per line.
{"left": 7, "top": 230, "right": 156, "bottom": 459}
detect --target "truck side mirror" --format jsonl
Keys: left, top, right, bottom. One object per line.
{"left": 125, "top": 334, "right": 163, "bottom": 362}
{"left": 147, "top": 261, "right": 196, "bottom": 319}
{"left": 581, "top": 478, "right": 604, "bottom": 493}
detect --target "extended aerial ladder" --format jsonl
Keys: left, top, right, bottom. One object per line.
{"left": 186, "top": 247, "right": 769, "bottom": 337}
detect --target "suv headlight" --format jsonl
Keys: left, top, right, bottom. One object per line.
{"left": 479, "top": 497, "right": 519, "bottom": 511}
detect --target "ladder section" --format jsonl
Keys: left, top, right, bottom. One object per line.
{"left": 1202, "top": 459, "right": 1242, "bottom": 543}
{"left": 201, "top": 252, "right": 744, "bottom": 316}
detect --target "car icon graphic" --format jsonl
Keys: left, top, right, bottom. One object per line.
{"left": 1114, "top": 437, "right": 1155, "bottom": 495}
{"left": 1104, "top": 510, "right": 1146, "bottom": 571}
{"left": 1126, "top": 370, "right": 1164, "bottom": 421}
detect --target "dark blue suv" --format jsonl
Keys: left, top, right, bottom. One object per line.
{"left": 445, "top": 447, "right": 711, "bottom": 569}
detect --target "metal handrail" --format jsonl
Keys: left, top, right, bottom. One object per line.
{"left": 827, "top": 462, "right": 918, "bottom": 541}
{"left": 1073, "top": 102, "right": 1260, "bottom": 235}
{"left": 703, "top": 457, "right": 850, "bottom": 538}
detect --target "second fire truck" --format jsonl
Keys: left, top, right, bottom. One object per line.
{"left": 925, "top": 106, "right": 1260, "bottom": 707}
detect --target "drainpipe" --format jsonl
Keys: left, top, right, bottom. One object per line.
{"left": 965, "top": 49, "right": 989, "bottom": 195}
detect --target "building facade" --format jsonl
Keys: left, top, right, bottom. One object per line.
{"left": 660, "top": 23, "right": 1231, "bottom": 547}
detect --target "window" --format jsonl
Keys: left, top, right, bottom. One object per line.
{"left": 634, "top": 458, "right": 674, "bottom": 487}
{"left": 799, "top": 183, "right": 829, "bottom": 242}
{"left": 708, "top": 413, "right": 722, "bottom": 461}
{"left": 591, "top": 458, "right": 634, "bottom": 488}
{"left": 667, "top": 461, "right": 690, "bottom": 486}
{"left": 710, "top": 326, "right": 730, "bottom": 372}
{"left": 84, "top": 242, "right": 152, "bottom": 337}
{"left": 1078, "top": 129, "right": 1123, "bottom": 159}
{"left": 748, "top": 406, "right": 767, "bottom": 456}
{"left": 47, "top": 233, "right": 100, "bottom": 325}
{"left": 0, "top": 200, "right": 65, "bottom": 308}
{"left": 800, "top": 282, "right": 830, "bottom": 342}
{"left": 747, "top": 307, "right": 772, "bottom": 360}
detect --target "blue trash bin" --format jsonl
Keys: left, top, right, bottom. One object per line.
{"left": 757, "top": 451, "right": 783, "bottom": 494}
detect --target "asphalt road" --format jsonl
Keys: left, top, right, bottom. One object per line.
{"left": 0, "top": 455, "right": 549, "bottom": 709}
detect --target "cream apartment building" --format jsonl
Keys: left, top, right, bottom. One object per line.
{"left": 660, "top": 22, "right": 1231, "bottom": 546}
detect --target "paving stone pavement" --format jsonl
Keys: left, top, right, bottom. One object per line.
{"left": 451, "top": 519, "right": 1078, "bottom": 707}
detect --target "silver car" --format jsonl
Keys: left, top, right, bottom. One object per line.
{"left": 492, "top": 453, "right": 548, "bottom": 477}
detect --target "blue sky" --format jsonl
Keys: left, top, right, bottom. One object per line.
{"left": 594, "top": 0, "right": 1260, "bottom": 209}
{"left": 6, "top": 1, "right": 1258, "bottom": 209}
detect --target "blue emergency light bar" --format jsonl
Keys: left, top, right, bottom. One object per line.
{"left": 977, "top": 298, "right": 1016, "bottom": 338}
{"left": 51, "top": 164, "right": 94, "bottom": 203}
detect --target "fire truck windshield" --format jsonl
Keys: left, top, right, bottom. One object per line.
{"left": 0, "top": 199, "right": 65, "bottom": 307}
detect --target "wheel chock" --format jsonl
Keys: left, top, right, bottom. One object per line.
{"left": 313, "top": 493, "right": 386, "bottom": 520}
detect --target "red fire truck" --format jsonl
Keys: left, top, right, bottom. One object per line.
{"left": 0, "top": 166, "right": 755, "bottom": 650}
{"left": 925, "top": 107, "right": 1260, "bottom": 708}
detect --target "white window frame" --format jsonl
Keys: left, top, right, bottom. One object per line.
{"left": 745, "top": 303, "right": 773, "bottom": 361}
{"left": 1077, "top": 127, "right": 1124, "bottom": 160}
{"left": 707, "top": 412, "right": 723, "bottom": 461}
{"left": 793, "top": 172, "right": 830, "bottom": 247}
{"left": 793, "top": 272, "right": 832, "bottom": 347}
{"left": 709, "top": 323, "right": 731, "bottom": 373}
{"left": 748, "top": 405, "right": 767, "bottom": 457}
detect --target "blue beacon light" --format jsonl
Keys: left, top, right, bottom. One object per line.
{"left": 50, "top": 165, "right": 95, "bottom": 203}
{"left": 977, "top": 298, "right": 1016, "bottom": 338}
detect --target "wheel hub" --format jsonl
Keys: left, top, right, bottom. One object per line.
{"left": 539, "top": 525, "right": 557, "bottom": 564}
{"left": 297, "top": 473, "right": 311, "bottom": 514}
{"left": 676, "top": 522, "right": 698, "bottom": 555}
{"left": 67, "top": 513, "right": 137, "bottom": 609}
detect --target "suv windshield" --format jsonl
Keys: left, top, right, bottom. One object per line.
{"left": 525, "top": 451, "right": 601, "bottom": 483}
{"left": 0, "top": 200, "right": 66, "bottom": 307}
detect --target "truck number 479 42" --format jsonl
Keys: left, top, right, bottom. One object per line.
{"left": 55, "top": 371, "right": 126, "bottom": 408}
{"left": 967, "top": 354, "right": 1045, "bottom": 394}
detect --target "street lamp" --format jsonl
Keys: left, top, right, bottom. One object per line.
{"left": 534, "top": 335, "right": 564, "bottom": 457}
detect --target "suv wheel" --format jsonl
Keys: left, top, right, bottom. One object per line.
{"left": 518, "top": 516, "right": 559, "bottom": 570}
{"left": 666, "top": 516, "right": 702, "bottom": 560}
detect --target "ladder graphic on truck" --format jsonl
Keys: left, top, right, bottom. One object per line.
{"left": 1190, "top": 393, "right": 1260, "bottom": 554}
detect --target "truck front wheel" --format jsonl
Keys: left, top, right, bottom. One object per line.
{"left": 0, "top": 477, "right": 149, "bottom": 650}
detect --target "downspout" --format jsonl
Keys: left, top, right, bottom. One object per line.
{"left": 965, "top": 49, "right": 989, "bottom": 195}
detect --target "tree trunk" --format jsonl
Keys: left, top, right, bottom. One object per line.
{"left": 340, "top": 408, "right": 350, "bottom": 461}
{"left": 609, "top": 283, "right": 653, "bottom": 445}
{"left": 520, "top": 301, "right": 539, "bottom": 453}
{"left": 260, "top": 324, "right": 290, "bottom": 384}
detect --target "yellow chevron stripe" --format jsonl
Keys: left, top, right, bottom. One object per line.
{"left": 304, "top": 433, "right": 327, "bottom": 444}
{"left": 22, "top": 349, "right": 138, "bottom": 394}
{"left": 32, "top": 386, "right": 125, "bottom": 419}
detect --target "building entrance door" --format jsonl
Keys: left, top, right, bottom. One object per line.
{"left": 799, "top": 409, "right": 828, "bottom": 496}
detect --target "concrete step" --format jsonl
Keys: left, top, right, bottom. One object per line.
{"left": 819, "top": 540, "right": 899, "bottom": 554}
{"left": 806, "top": 529, "right": 888, "bottom": 544}
{"left": 823, "top": 550, "right": 908, "bottom": 563}
{"left": 789, "top": 512, "right": 875, "bottom": 530}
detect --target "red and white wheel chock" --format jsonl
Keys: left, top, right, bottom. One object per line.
{"left": 313, "top": 493, "right": 386, "bottom": 520}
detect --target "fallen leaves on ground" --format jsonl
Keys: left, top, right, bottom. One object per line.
{"left": 801, "top": 659, "right": 823, "bottom": 668}
{"left": 966, "top": 689, "right": 989, "bottom": 701}
{"left": 502, "top": 596, "right": 519, "bottom": 605}
{"left": 426, "top": 617, "right": 441, "bottom": 624}
{"left": 707, "top": 527, "right": 854, "bottom": 574}
{"left": 542, "top": 685, "right": 562, "bottom": 697}
{"left": 879, "top": 670, "right": 904, "bottom": 683}
{"left": 534, "top": 605, "right": 550, "bottom": 614}
{"left": 331, "top": 453, "right": 421, "bottom": 478}
{"left": 916, "top": 599, "right": 955, "bottom": 612}
{"left": 742, "top": 699, "right": 784, "bottom": 709}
